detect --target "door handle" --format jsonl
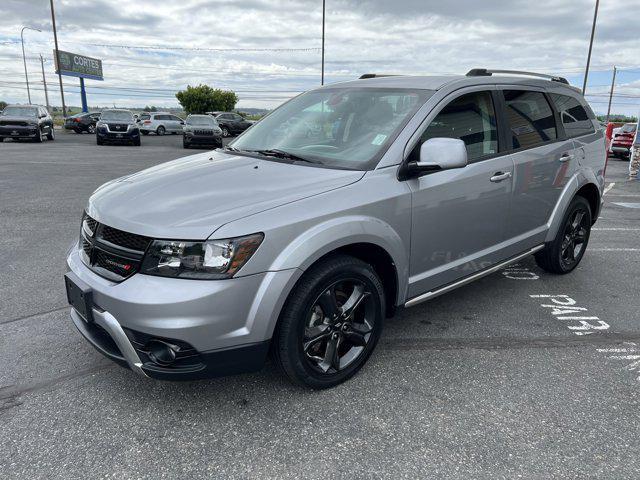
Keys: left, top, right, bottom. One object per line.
{"left": 490, "top": 171, "right": 512, "bottom": 183}
{"left": 559, "top": 153, "right": 574, "bottom": 162}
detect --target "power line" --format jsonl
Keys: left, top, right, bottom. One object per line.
{"left": 0, "top": 39, "right": 321, "bottom": 53}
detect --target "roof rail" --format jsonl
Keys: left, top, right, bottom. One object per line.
{"left": 359, "top": 73, "right": 400, "bottom": 79}
{"left": 466, "top": 68, "right": 569, "bottom": 85}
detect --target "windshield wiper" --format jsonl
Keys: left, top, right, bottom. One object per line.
{"left": 250, "top": 149, "right": 322, "bottom": 165}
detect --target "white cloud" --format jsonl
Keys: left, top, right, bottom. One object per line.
{"left": 0, "top": 0, "right": 639, "bottom": 114}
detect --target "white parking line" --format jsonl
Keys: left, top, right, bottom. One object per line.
{"left": 603, "top": 182, "right": 616, "bottom": 195}
{"left": 590, "top": 248, "right": 640, "bottom": 252}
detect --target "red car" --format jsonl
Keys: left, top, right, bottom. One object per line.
{"left": 611, "top": 123, "right": 637, "bottom": 159}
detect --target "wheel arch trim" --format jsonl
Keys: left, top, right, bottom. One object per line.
{"left": 544, "top": 169, "right": 601, "bottom": 243}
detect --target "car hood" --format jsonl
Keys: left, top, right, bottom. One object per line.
{"left": 87, "top": 150, "right": 365, "bottom": 239}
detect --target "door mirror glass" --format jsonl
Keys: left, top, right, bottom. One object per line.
{"left": 418, "top": 137, "right": 468, "bottom": 170}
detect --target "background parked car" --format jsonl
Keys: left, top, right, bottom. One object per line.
{"left": 96, "top": 109, "right": 141, "bottom": 146}
{"left": 610, "top": 123, "right": 637, "bottom": 159}
{"left": 64, "top": 112, "right": 101, "bottom": 134}
{"left": 138, "top": 112, "right": 184, "bottom": 135}
{"left": 183, "top": 114, "right": 223, "bottom": 149}
{"left": 0, "top": 104, "right": 54, "bottom": 142}
{"left": 206, "top": 111, "right": 253, "bottom": 137}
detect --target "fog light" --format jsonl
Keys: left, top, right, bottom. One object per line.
{"left": 146, "top": 340, "right": 178, "bottom": 366}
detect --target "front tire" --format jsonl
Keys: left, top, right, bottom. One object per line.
{"left": 35, "top": 127, "right": 44, "bottom": 143}
{"left": 221, "top": 127, "right": 230, "bottom": 138}
{"left": 273, "top": 255, "right": 385, "bottom": 389}
{"left": 47, "top": 127, "right": 55, "bottom": 141}
{"left": 535, "top": 196, "right": 592, "bottom": 274}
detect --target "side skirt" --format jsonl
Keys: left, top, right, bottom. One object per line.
{"left": 404, "top": 244, "right": 545, "bottom": 308}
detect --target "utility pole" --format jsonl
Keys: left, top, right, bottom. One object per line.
{"left": 21, "top": 26, "right": 41, "bottom": 104}
{"left": 40, "top": 54, "right": 50, "bottom": 113}
{"left": 321, "top": 0, "right": 325, "bottom": 85}
{"left": 582, "top": 0, "right": 600, "bottom": 94}
{"left": 50, "top": 0, "right": 66, "bottom": 117}
{"left": 606, "top": 66, "right": 617, "bottom": 124}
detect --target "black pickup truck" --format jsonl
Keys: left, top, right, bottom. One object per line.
{"left": 0, "top": 105, "right": 55, "bottom": 142}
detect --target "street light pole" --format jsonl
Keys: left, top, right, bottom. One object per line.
{"left": 21, "top": 26, "right": 42, "bottom": 104}
{"left": 321, "top": 0, "right": 325, "bottom": 85}
{"left": 582, "top": 0, "right": 600, "bottom": 94}
{"left": 40, "top": 54, "right": 51, "bottom": 113}
{"left": 49, "top": 0, "right": 67, "bottom": 117}
{"left": 606, "top": 66, "right": 617, "bottom": 124}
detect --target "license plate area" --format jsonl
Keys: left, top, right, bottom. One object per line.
{"left": 64, "top": 272, "right": 94, "bottom": 322}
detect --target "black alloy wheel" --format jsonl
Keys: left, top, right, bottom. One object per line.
{"left": 274, "top": 254, "right": 385, "bottom": 389}
{"left": 535, "top": 196, "right": 592, "bottom": 274}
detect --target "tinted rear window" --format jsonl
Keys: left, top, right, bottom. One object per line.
{"left": 550, "top": 93, "right": 595, "bottom": 138}
{"left": 504, "top": 90, "right": 557, "bottom": 150}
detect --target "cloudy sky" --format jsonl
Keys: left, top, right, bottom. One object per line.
{"left": 1, "top": 0, "right": 640, "bottom": 115}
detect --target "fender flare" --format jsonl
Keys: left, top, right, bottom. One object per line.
{"left": 544, "top": 168, "right": 601, "bottom": 243}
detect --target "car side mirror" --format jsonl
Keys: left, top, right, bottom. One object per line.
{"left": 400, "top": 138, "right": 468, "bottom": 179}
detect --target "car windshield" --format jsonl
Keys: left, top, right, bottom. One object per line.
{"left": 230, "top": 87, "right": 433, "bottom": 169}
{"left": 187, "top": 115, "right": 216, "bottom": 126}
{"left": 1, "top": 106, "right": 38, "bottom": 117}
{"left": 101, "top": 110, "right": 133, "bottom": 122}
{"left": 622, "top": 123, "right": 637, "bottom": 133}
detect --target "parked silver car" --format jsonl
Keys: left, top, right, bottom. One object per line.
{"left": 65, "top": 69, "right": 605, "bottom": 388}
{"left": 138, "top": 112, "right": 184, "bottom": 135}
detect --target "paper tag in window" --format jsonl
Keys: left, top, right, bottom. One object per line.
{"left": 372, "top": 134, "right": 387, "bottom": 145}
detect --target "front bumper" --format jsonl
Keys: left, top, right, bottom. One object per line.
{"left": 97, "top": 129, "right": 139, "bottom": 143}
{"left": 611, "top": 145, "right": 631, "bottom": 154}
{"left": 66, "top": 246, "right": 299, "bottom": 380}
{"left": 0, "top": 125, "right": 38, "bottom": 138}
{"left": 183, "top": 133, "right": 223, "bottom": 145}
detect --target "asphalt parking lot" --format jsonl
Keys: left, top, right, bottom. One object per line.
{"left": 1, "top": 131, "right": 639, "bottom": 478}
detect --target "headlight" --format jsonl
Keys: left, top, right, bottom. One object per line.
{"left": 140, "top": 233, "right": 264, "bottom": 279}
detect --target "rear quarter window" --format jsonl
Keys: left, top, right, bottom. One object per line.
{"left": 550, "top": 93, "right": 595, "bottom": 138}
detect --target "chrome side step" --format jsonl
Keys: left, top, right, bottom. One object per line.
{"left": 404, "top": 245, "right": 545, "bottom": 308}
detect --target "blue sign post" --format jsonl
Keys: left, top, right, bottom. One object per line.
{"left": 54, "top": 50, "right": 103, "bottom": 113}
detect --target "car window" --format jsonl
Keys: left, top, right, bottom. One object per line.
{"left": 621, "top": 123, "right": 637, "bottom": 133}
{"left": 504, "top": 90, "right": 557, "bottom": 149}
{"left": 1, "top": 106, "right": 38, "bottom": 117}
{"left": 420, "top": 91, "right": 498, "bottom": 162}
{"left": 549, "top": 93, "right": 595, "bottom": 138}
{"left": 231, "top": 87, "right": 432, "bottom": 170}
{"left": 233, "top": 114, "right": 243, "bottom": 121}
{"left": 220, "top": 114, "right": 233, "bottom": 120}
{"left": 171, "top": 116, "right": 183, "bottom": 122}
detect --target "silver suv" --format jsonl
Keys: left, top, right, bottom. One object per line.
{"left": 138, "top": 112, "right": 184, "bottom": 135}
{"left": 65, "top": 69, "right": 605, "bottom": 388}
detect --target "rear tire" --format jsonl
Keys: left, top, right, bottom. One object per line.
{"left": 535, "top": 196, "right": 592, "bottom": 274}
{"left": 273, "top": 254, "right": 385, "bottom": 389}
{"left": 156, "top": 126, "right": 165, "bottom": 136}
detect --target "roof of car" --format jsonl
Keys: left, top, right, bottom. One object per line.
{"left": 327, "top": 74, "right": 582, "bottom": 93}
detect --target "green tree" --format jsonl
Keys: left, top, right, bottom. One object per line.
{"left": 175, "top": 85, "right": 238, "bottom": 114}
{"left": 0, "top": 101, "right": 7, "bottom": 111}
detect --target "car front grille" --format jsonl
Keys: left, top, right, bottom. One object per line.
{"left": 79, "top": 212, "right": 151, "bottom": 282}
{"left": 0, "top": 120, "right": 31, "bottom": 127}
{"left": 107, "top": 123, "right": 129, "bottom": 131}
